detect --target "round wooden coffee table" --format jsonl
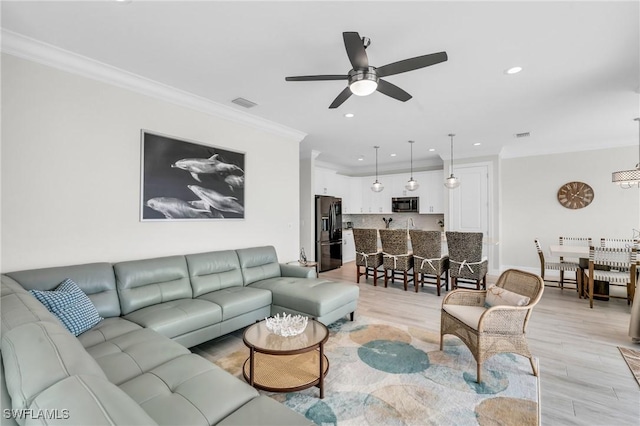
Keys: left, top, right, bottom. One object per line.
{"left": 242, "top": 318, "right": 329, "bottom": 398}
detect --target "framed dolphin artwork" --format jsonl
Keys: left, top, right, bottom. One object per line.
{"left": 140, "top": 130, "right": 245, "bottom": 220}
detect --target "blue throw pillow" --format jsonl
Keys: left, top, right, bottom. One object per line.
{"left": 30, "top": 278, "right": 103, "bottom": 336}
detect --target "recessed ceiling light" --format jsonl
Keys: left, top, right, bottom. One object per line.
{"left": 344, "top": 113, "right": 354, "bottom": 118}
{"left": 390, "top": 153, "right": 396, "bottom": 157}
{"left": 428, "top": 148, "right": 435, "bottom": 152}
{"left": 473, "top": 142, "right": 481, "bottom": 146}
{"left": 358, "top": 156, "right": 364, "bottom": 161}
{"left": 505, "top": 66, "right": 523, "bottom": 75}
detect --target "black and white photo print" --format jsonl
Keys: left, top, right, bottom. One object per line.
{"left": 141, "top": 131, "right": 245, "bottom": 220}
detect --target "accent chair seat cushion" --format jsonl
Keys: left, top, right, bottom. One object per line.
{"left": 442, "top": 305, "right": 486, "bottom": 330}
{"left": 197, "top": 287, "right": 271, "bottom": 321}
{"left": 123, "top": 299, "right": 222, "bottom": 339}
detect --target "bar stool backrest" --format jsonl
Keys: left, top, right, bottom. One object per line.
{"left": 409, "top": 230, "right": 442, "bottom": 259}
{"left": 353, "top": 228, "right": 379, "bottom": 255}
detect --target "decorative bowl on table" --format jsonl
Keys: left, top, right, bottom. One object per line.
{"left": 265, "top": 313, "right": 308, "bottom": 337}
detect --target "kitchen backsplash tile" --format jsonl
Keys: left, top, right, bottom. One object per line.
{"left": 343, "top": 213, "right": 444, "bottom": 231}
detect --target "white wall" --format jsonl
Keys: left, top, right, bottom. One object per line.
{"left": 299, "top": 156, "right": 313, "bottom": 261}
{"left": 1, "top": 55, "right": 301, "bottom": 271}
{"left": 500, "top": 147, "right": 640, "bottom": 273}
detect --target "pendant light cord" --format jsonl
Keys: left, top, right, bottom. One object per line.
{"left": 374, "top": 145, "right": 379, "bottom": 181}
{"left": 409, "top": 141, "right": 414, "bottom": 179}
{"left": 449, "top": 134, "right": 455, "bottom": 175}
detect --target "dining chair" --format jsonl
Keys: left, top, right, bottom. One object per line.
{"left": 409, "top": 230, "right": 449, "bottom": 295}
{"left": 534, "top": 239, "right": 581, "bottom": 291}
{"left": 440, "top": 269, "right": 544, "bottom": 383}
{"left": 558, "top": 236, "right": 592, "bottom": 292}
{"left": 379, "top": 229, "right": 414, "bottom": 291}
{"left": 353, "top": 228, "right": 383, "bottom": 285}
{"left": 587, "top": 246, "right": 637, "bottom": 308}
{"left": 445, "top": 231, "right": 488, "bottom": 290}
{"left": 600, "top": 238, "right": 639, "bottom": 249}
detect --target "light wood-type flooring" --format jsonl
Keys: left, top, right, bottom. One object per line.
{"left": 319, "top": 262, "right": 640, "bottom": 426}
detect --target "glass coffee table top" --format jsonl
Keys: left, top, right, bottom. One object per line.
{"left": 243, "top": 318, "right": 328, "bottom": 354}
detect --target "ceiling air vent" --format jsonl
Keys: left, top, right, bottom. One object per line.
{"left": 515, "top": 132, "right": 531, "bottom": 138}
{"left": 231, "top": 97, "right": 258, "bottom": 109}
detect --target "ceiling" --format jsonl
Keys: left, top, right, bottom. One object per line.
{"left": 2, "top": 1, "right": 639, "bottom": 175}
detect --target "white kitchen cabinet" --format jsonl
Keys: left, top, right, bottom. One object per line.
{"left": 360, "top": 178, "right": 390, "bottom": 213}
{"left": 419, "top": 170, "right": 444, "bottom": 214}
{"left": 314, "top": 168, "right": 330, "bottom": 195}
{"left": 345, "top": 177, "right": 363, "bottom": 214}
{"left": 342, "top": 229, "right": 355, "bottom": 262}
{"left": 314, "top": 168, "right": 347, "bottom": 200}
{"left": 390, "top": 174, "right": 408, "bottom": 198}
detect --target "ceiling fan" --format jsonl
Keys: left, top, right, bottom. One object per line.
{"left": 285, "top": 32, "right": 448, "bottom": 109}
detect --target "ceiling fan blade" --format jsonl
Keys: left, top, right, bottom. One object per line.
{"left": 285, "top": 75, "right": 348, "bottom": 81}
{"left": 329, "top": 87, "right": 353, "bottom": 109}
{"left": 376, "top": 79, "right": 412, "bottom": 102}
{"left": 377, "top": 51, "right": 448, "bottom": 77}
{"left": 343, "top": 32, "right": 369, "bottom": 69}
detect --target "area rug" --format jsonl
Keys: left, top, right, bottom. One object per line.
{"left": 212, "top": 316, "right": 539, "bottom": 425}
{"left": 618, "top": 346, "right": 640, "bottom": 387}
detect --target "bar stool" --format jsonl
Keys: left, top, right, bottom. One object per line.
{"left": 379, "top": 229, "right": 414, "bottom": 291}
{"left": 410, "top": 230, "right": 448, "bottom": 295}
{"left": 353, "top": 228, "right": 383, "bottom": 285}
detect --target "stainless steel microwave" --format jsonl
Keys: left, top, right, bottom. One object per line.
{"left": 392, "top": 197, "right": 419, "bottom": 213}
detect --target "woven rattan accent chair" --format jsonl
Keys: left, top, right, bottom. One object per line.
{"left": 379, "top": 229, "right": 414, "bottom": 291}
{"left": 409, "top": 230, "right": 449, "bottom": 295}
{"left": 440, "top": 269, "right": 544, "bottom": 383}
{"left": 353, "top": 228, "right": 383, "bottom": 285}
{"left": 534, "top": 239, "right": 580, "bottom": 290}
{"left": 445, "top": 231, "right": 488, "bottom": 290}
{"left": 587, "top": 246, "right": 637, "bottom": 308}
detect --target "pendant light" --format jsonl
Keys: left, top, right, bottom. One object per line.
{"left": 405, "top": 140, "right": 419, "bottom": 191}
{"left": 612, "top": 118, "right": 640, "bottom": 189}
{"left": 444, "top": 133, "right": 460, "bottom": 189}
{"left": 371, "top": 146, "right": 384, "bottom": 192}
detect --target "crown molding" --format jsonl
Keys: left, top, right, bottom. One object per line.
{"left": 1, "top": 30, "right": 307, "bottom": 143}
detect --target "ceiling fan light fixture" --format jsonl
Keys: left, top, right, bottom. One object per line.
{"left": 612, "top": 118, "right": 640, "bottom": 189}
{"left": 348, "top": 68, "right": 378, "bottom": 96}
{"left": 350, "top": 79, "right": 378, "bottom": 96}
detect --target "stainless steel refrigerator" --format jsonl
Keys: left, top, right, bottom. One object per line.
{"left": 315, "top": 195, "right": 342, "bottom": 272}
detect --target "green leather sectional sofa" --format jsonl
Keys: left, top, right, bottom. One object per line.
{"left": 0, "top": 246, "right": 359, "bottom": 425}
